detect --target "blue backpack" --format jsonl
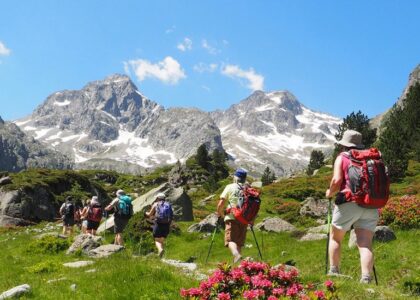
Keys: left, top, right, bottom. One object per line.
{"left": 155, "top": 201, "right": 173, "bottom": 224}
{"left": 116, "top": 195, "right": 133, "bottom": 219}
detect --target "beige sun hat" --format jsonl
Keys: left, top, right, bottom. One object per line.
{"left": 337, "top": 130, "right": 364, "bottom": 148}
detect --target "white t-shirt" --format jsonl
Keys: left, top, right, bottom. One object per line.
{"left": 220, "top": 183, "right": 243, "bottom": 221}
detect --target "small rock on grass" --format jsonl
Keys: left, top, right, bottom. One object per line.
{"left": 47, "top": 278, "right": 67, "bottom": 284}
{"left": 70, "top": 284, "right": 77, "bottom": 291}
{"left": 0, "top": 284, "right": 31, "bottom": 299}
{"left": 63, "top": 261, "right": 94, "bottom": 268}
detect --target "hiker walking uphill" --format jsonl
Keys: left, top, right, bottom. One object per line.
{"left": 145, "top": 193, "right": 173, "bottom": 258}
{"left": 59, "top": 196, "right": 75, "bottom": 236}
{"left": 83, "top": 196, "right": 102, "bottom": 235}
{"left": 326, "top": 129, "right": 389, "bottom": 284}
{"left": 105, "top": 189, "right": 133, "bottom": 246}
{"left": 217, "top": 168, "right": 252, "bottom": 263}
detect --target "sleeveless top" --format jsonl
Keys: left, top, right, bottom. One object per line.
{"left": 339, "top": 152, "right": 351, "bottom": 192}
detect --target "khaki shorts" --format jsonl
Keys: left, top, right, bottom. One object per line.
{"left": 224, "top": 220, "right": 248, "bottom": 247}
{"left": 332, "top": 202, "right": 379, "bottom": 232}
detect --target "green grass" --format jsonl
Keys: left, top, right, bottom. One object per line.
{"left": 1, "top": 223, "right": 418, "bottom": 299}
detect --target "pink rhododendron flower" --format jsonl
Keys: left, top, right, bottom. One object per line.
{"left": 314, "top": 290, "right": 326, "bottom": 299}
{"left": 217, "top": 292, "right": 231, "bottom": 300}
{"left": 243, "top": 289, "right": 265, "bottom": 299}
{"left": 268, "top": 296, "right": 278, "bottom": 300}
{"left": 272, "top": 287, "right": 285, "bottom": 296}
{"left": 324, "top": 280, "right": 334, "bottom": 290}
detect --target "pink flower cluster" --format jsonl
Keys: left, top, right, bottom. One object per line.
{"left": 180, "top": 261, "right": 338, "bottom": 299}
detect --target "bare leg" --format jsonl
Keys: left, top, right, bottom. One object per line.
{"left": 355, "top": 228, "right": 374, "bottom": 277}
{"left": 115, "top": 233, "right": 123, "bottom": 245}
{"left": 329, "top": 225, "right": 346, "bottom": 273}
{"left": 62, "top": 225, "right": 66, "bottom": 235}
{"left": 228, "top": 242, "right": 242, "bottom": 262}
{"left": 155, "top": 237, "right": 165, "bottom": 256}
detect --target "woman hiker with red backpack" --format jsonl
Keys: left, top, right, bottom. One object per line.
{"left": 326, "top": 129, "right": 389, "bottom": 284}
{"left": 82, "top": 196, "right": 103, "bottom": 236}
{"left": 145, "top": 193, "right": 173, "bottom": 258}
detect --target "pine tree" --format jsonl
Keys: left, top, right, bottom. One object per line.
{"left": 196, "top": 144, "right": 210, "bottom": 168}
{"left": 306, "top": 150, "right": 325, "bottom": 175}
{"left": 261, "top": 166, "right": 275, "bottom": 186}
{"left": 333, "top": 110, "right": 377, "bottom": 157}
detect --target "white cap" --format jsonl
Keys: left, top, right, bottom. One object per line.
{"left": 116, "top": 189, "right": 125, "bottom": 196}
{"left": 156, "top": 192, "right": 166, "bottom": 199}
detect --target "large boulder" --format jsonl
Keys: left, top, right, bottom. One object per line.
{"left": 188, "top": 213, "right": 221, "bottom": 233}
{"left": 97, "top": 183, "right": 193, "bottom": 233}
{"left": 88, "top": 244, "right": 124, "bottom": 258}
{"left": 66, "top": 234, "right": 102, "bottom": 254}
{"left": 255, "top": 217, "right": 296, "bottom": 233}
{"left": 300, "top": 197, "right": 329, "bottom": 218}
{"left": 0, "top": 215, "right": 32, "bottom": 227}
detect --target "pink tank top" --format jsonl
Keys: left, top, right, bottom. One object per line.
{"left": 340, "top": 152, "right": 351, "bottom": 192}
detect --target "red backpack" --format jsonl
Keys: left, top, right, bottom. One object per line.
{"left": 231, "top": 185, "right": 261, "bottom": 225}
{"left": 342, "top": 148, "right": 390, "bottom": 208}
{"left": 87, "top": 204, "right": 103, "bottom": 222}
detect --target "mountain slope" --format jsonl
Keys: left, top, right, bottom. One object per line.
{"left": 211, "top": 91, "right": 340, "bottom": 176}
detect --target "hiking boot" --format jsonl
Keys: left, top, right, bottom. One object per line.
{"left": 158, "top": 249, "right": 165, "bottom": 258}
{"left": 360, "top": 275, "right": 372, "bottom": 284}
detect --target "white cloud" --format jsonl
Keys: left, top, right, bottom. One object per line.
{"left": 125, "top": 56, "right": 186, "bottom": 85}
{"left": 201, "top": 39, "right": 219, "bottom": 55}
{"left": 0, "top": 41, "right": 11, "bottom": 56}
{"left": 193, "top": 62, "right": 218, "bottom": 73}
{"left": 221, "top": 64, "right": 264, "bottom": 91}
{"left": 177, "top": 38, "right": 193, "bottom": 52}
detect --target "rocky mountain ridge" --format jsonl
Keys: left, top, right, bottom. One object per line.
{"left": 13, "top": 74, "right": 341, "bottom": 176}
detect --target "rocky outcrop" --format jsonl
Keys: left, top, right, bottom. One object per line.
{"left": 187, "top": 213, "right": 221, "bottom": 233}
{"left": 97, "top": 183, "right": 193, "bottom": 233}
{"left": 300, "top": 198, "right": 329, "bottom": 218}
{"left": 255, "top": 217, "right": 296, "bottom": 233}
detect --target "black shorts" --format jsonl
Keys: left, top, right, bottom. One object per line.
{"left": 114, "top": 217, "right": 129, "bottom": 234}
{"left": 87, "top": 220, "right": 100, "bottom": 230}
{"left": 63, "top": 217, "right": 75, "bottom": 227}
{"left": 153, "top": 222, "right": 170, "bottom": 238}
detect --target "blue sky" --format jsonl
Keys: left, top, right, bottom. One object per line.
{"left": 0, "top": 0, "right": 419, "bottom": 121}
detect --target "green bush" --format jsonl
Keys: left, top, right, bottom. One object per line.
{"left": 274, "top": 200, "right": 318, "bottom": 228}
{"left": 27, "top": 235, "right": 70, "bottom": 254}
{"left": 123, "top": 212, "right": 156, "bottom": 255}
{"left": 379, "top": 195, "right": 420, "bottom": 229}
{"left": 27, "top": 260, "right": 59, "bottom": 274}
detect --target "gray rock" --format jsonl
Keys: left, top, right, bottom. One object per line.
{"left": 66, "top": 234, "right": 102, "bottom": 254}
{"left": 307, "top": 224, "right": 329, "bottom": 234}
{"left": 98, "top": 183, "right": 193, "bottom": 233}
{"left": 47, "top": 278, "right": 66, "bottom": 284}
{"left": 63, "top": 261, "right": 94, "bottom": 268}
{"left": 300, "top": 197, "right": 329, "bottom": 218}
{"left": 88, "top": 244, "right": 124, "bottom": 258}
{"left": 70, "top": 284, "right": 77, "bottom": 291}
{"left": 255, "top": 217, "right": 296, "bottom": 233}
{"left": 299, "top": 233, "right": 327, "bottom": 241}
{"left": 34, "top": 232, "right": 67, "bottom": 240}
{"left": 85, "top": 269, "right": 96, "bottom": 273}
{"left": 198, "top": 194, "right": 215, "bottom": 207}
{"left": 0, "top": 215, "right": 32, "bottom": 227}
{"left": 0, "top": 177, "right": 12, "bottom": 186}
{"left": 161, "top": 259, "right": 197, "bottom": 272}
{"left": 0, "top": 284, "right": 31, "bottom": 299}
{"left": 374, "top": 226, "right": 396, "bottom": 242}
{"left": 187, "top": 213, "right": 221, "bottom": 233}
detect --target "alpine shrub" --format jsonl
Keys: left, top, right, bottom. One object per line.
{"left": 379, "top": 195, "right": 420, "bottom": 229}
{"left": 27, "top": 235, "right": 70, "bottom": 254}
{"left": 27, "top": 260, "right": 60, "bottom": 274}
{"left": 180, "top": 261, "right": 338, "bottom": 299}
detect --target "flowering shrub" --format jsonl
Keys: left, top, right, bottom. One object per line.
{"left": 180, "top": 261, "right": 338, "bottom": 299}
{"left": 379, "top": 195, "right": 420, "bottom": 229}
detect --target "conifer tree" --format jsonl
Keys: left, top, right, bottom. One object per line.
{"left": 306, "top": 150, "right": 325, "bottom": 175}
{"left": 196, "top": 144, "right": 210, "bottom": 168}
{"left": 261, "top": 166, "right": 276, "bottom": 186}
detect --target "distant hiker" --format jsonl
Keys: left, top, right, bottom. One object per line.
{"left": 80, "top": 199, "right": 91, "bottom": 234}
{"left": 74, "top": 201, "right": 82, "bottom": 230}
{"left": 59, "top": 196, "right": 75, "bottom": 236}
{"left": 84, "top": 196, "right": 103, "bottom": 235}
{"left": 105, "top": 189, "right": 133, "bottom": 246}
{"left": 145, "top": 193, "right": 173, "bottom": 258}
{"left": 217, "top": 168, "right": 249, "bottom": 263}
{"left": 326, "top": 130, "right": 389, "bottom": 284}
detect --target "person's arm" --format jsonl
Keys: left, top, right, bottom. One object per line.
{"left": 216, "top": 198, "right": 226, "bottom": 217}
{"left": 145, "top": 204, "right": 156, "bottom": 218}
{"left": 326, "top": 155, "right": 344, "bottom": 198}
{"left": 105, "top": 199, "right": 116, "bottom": 211}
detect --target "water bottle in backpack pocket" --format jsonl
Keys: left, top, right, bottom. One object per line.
{"left": 117, "top": 195, "right": 133, "bottom": 219}
{"left": 155, "top": 201, "right": 173, "bottom": 224}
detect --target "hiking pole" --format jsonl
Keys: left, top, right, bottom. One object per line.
{"left": 205, "top": 222, "right": 219, "bottom": 263}
{"left": 250, "top": 225, "right": 263, "bottom": 260}
{"left": 325, "top": 199, "right": 332, "bottom": 274}
{"left": 373, "top": 265, "right": 378, "bottom": 285}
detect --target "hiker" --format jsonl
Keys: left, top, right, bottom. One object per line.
{"left": 59, "top": 196, "right": 75, "bottom": 236}
{"left": 105, "top": 189, "right": 133, "bottom": 246}
{"left": 326, "top": 130, "right": 380, "bottom": 284}
{"left": 84, "top": 196, "right": 102, "bottom": 235}
{"left": 145, "top": 193, "right": 173, "bottom": 258}
{"left": 74, "top": 201, "right": 82, "bottom": 230}
{"left": 216, "top": 168, "right": 249, "bottom": 263}
{"left": 80, "top": 199, "right": 90, "bottom": 234}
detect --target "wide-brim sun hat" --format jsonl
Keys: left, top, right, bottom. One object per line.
{"left": 156, "top": 192, "right": 166, "bottom": 199}
{"left": 337, "top": 130, "right": 364, "bottom": 149}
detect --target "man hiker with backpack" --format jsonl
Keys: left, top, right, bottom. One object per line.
{"left": 105, "top": 189, "right": 133, "bottom": 246}
{"left": 82, "top": 196, "right": 102, "bottom": 235}
{"left": 59, "top": 196, "right": 75, "bottom": 236}
{"left": 145, "top": 193, "right": 173, "bottom": 258}
{"left": 326, "top": 130, "right": 389, "bottom": 284}
{"left": 217, "top": 168, "right": 252, "bottom": 263}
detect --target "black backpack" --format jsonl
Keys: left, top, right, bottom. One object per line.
{"left": 63, "top": 202, "right": 74, "bottom": 218}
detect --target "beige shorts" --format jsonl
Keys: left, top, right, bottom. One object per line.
{"left": 332, "top": 202, "right": 379, "bottom": 232}
{"left": 224, "top": 220, "right": 248, "bottom": 247}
